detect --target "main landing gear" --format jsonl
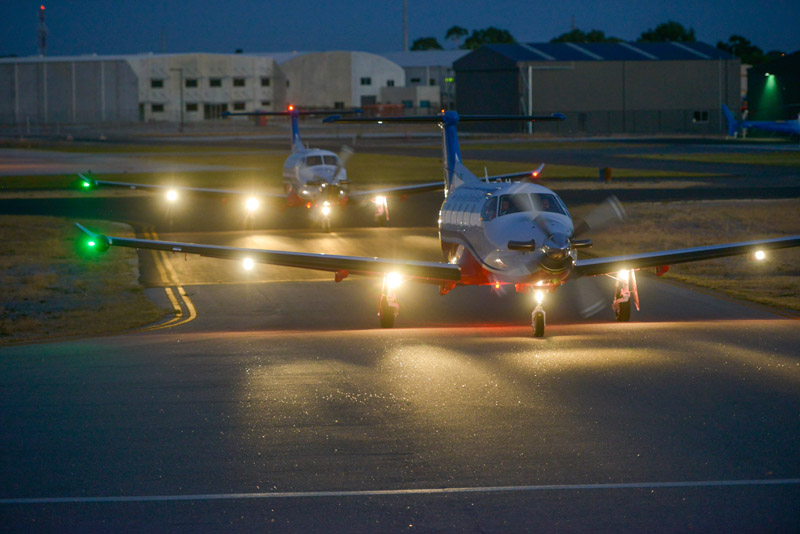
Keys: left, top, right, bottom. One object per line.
{"left": 378, "top": 272, "right": 401, "bottom": 328}
{"left": 532, "top": 288, "right": 546, "bottom": 337}
{"left": 611, "top": 269, "right": 638, "bottom": 322}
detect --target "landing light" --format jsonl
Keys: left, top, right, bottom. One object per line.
{"left": 386, "top": 272, "right": 402, "bottom": 291}
{"left": 245, "top": 197, "right": 260, "bottom": 212}
{"left": 534, "top": 289, "right": 545, "bottom": 304}
{"left": 321, "top": 201, "right": 331, "bottom": 216}
{"left": 374, "top": 195, "right": 387, "bottom": 207}
{"left": 618, "top": 269, "right": 630, "bottom": 282}
{"left": 377, "top": 121, "right": 383, "bottom": 125}
{"left": 754, "top": 250, "right": 766, "bottom": 261}
{"left": 166, "top": 189, "right": 178, "bottom": 202}
{"left": 243, "top": 258, "right": 254, "bottom": 271}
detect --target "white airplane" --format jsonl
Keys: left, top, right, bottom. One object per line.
{"left": 77, "top": 106, "right": 382, "bottom": 231}
{"left": 76, "top": 111, "right": 800, "bottom": 336}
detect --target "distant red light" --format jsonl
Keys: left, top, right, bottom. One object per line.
{"left": 288, "top": 105, "right": 294, "bottom": 111}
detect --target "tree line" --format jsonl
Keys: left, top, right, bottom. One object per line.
{"left": 411, "top": 21, "right": 784, "bottom": 65}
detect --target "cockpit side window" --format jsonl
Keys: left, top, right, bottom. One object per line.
{"left": 531, "top": 193, "right": 566, "bottom": 215}
{"left": 480, "top": 197, "right": 498, "bottom": 221}
{"left": 322, "top": 155, "right": 339, "bottom": 166}
{"left": 305, "top": 155, "right": 323, "bottom": 166}
{"left": 498, "top": 194, "right": 532, "bottom": 217}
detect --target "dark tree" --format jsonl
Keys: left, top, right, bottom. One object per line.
{"left": 445, "top": 25, "right": 469, "bottom": 44}
{"left": 411, "top": 37, "right": 444, "bottom": 51}
{"left": 716, "top": 34, "right": 785, "bottom": 65}
{"left": 460, "top": 27, "right": 515, "bottom": 49}
{"left": 551, "top": 28, "right": 622, "bottom": 43}
{"left": 638, "top": 21, "right": 695, "bottom": 42}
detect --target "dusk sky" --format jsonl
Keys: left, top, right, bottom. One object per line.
{"left": 1, "top": 0, "right": 798, "bottom": 58}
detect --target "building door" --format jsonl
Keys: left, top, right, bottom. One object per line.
{"left": 204, "top": 103, "right": 228, "bottom": 120}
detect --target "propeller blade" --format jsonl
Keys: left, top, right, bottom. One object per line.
{"left": 333, "top": 145, "right": 355, "bottom": 180}
{"left": 572, "top": 276, "right": 607, "bottom": 318}
{"left": 573, "top": 195, "right": 626, "bottom": 238}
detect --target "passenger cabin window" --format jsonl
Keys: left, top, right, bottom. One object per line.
{"left": 481, "top": 197, "right": 498, "bottom": 221}
{"left": 305, "top": 155, "right": 323, "bottom": 166}
{"left": 498, "top": 194, "right": 532, "bottom": 217}
{"left": 531, "top": 193, "right": 567, "bottom": 215}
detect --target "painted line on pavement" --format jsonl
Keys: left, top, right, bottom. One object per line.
{"left": 2, "top": 478, "right": 799, "bottom": 505}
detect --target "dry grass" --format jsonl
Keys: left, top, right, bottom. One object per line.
{"left": 574, "top": 199, "right": 800, "bottom": 311}
{"left": 0, "top": 216, "right": 166, "bottom": 343}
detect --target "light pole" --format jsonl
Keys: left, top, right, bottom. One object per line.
{"left": 170, "top": 67, "right": 184, "bottom": 132}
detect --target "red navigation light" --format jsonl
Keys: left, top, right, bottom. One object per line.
{"left": 532, "top": 171, "right": 539, "bottom": 177}
{"left": 288, "top": 104, "right": 294, "bottom": 111}
{"left": 40, "top": 5, "right": 45, "bottom": 10}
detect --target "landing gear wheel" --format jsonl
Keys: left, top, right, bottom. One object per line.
{"left": 378, "top": 296, "right": 396, "bottom": 328}
{"left": 615, "top": 299, "right": 631, "bottom": 322}
{"left": 322, "top": 218, "right": 331, "bottom": 233}
{"left": 532, "top": 312, "right": 545, "bottom": 337}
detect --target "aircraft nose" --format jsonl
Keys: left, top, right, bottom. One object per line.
{"left": 544, "top": 233, "right": 570, "bottom": 260}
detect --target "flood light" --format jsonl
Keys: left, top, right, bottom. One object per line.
{"left": 386, "top": 272, "right": 402, "bottom": 291}
{"left": 535, "top": 289, "right": 545, "bottom": 304}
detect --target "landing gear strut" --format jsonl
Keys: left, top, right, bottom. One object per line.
{"left": 378, "top": 273, "right": 401, "bottom": 328}
{"left": 611, "top": 269, "right": 638, "bottom": 322}
{"left": 532, "top": 289, "right": 546, "bottom": 337}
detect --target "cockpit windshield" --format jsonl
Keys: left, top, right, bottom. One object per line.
{"left": 498, "top": 194, "right": 533, "bottom": 216}
{"left": 531, "top": 193, "right": 567, "bottom": 215}
{"left": 322, "top": 155, "right": 339, "bottom": 166}
{"left": 305, "top": 155, "right": 324, "bottom": 166}
{"left": 487, "top": 192, "right": 570, "bottom": 219}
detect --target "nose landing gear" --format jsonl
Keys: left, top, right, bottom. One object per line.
{"left": 532, "top": 288, "right": 546, "bottom": 337}
{"left": 378, "top": 272, "right": 401, "bottom": 328}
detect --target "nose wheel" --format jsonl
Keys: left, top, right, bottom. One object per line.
{"left": 378, "top": 273, "right": 401, "bottom": 328}
{"left": 532, "top": 306, "right": 546, "bottom": 337}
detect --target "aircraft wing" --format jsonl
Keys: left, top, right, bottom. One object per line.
{"left": 78, "top": 173, "right": 285, "bottom": 200}
{"left": 348, "top": 181, "right": 444, "bottom": 199}
{"left": 574, "top": 235, "right": 800, "bottom": 277}
{"left": 75, "top": 223, "right": 461, "bottom": 282}
{"left": 347, "top": 164, "right": 545, "bottom": 200}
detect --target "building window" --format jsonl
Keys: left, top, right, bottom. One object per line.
{"left": 151, "top": 79, "right": 163, "bottom": 88}
{"left": 693, "top": 111, "right": 709, "bottom": 123}
{"left": 209, "top": 78, "right": 222, "bottom": 88}
{"left": 260, "top": 100, "right": 271, "bottom": 107}
{"left": 360, "top": 77, "right": 372, "bottom": 86}
{"left": 233, "top": 102, "right": 246, "bottom": 111}
{"left": 261, "top": 77, "right": 270, "bottom": 87}
{"left": 186, "top": 103, "right": 198, "bottom": 112}
{"left": 185, "top": 79, "right": 198, "bottom": 88}
{"left": 402, "top": 100, "right": 413, "bottom": 109}
{"left": 334, "top": 101, "right": 345, "bottom": 109}
{"left": 444, "top": 77, "right": 454, "bottom": 83}
{"left": 152, "top": 104, "right": 164, "bottom": 112}
{"left": 410, "top": 77, "right": 421, "bottom": 84}
{"left": 420, "top": 100, "right": 431, "bottom": 108}
{"left": 233, "top": 78, "right": 246, "bottom": 87}
{"left": 387, "top": 79, "right": 395, "bottom": 87}
{"left": 429, "top": 78, "right": 435, "bottom": 86}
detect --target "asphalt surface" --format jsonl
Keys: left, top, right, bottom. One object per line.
{"left": 2, "top": 139, "right": 800, "bottom": 532}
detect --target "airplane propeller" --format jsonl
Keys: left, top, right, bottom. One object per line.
{"left": 332, "top": 145, "right": 355, "bottom": 181}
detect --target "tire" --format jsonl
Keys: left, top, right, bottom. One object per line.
{"left": 615, "top": 299, "right": 631, "bottom": 322}
{"left": 379, "top": 297, "right": 395, "bottom": 328}
{"left": 532, "top": 313, "right": 545, "bottom": 337}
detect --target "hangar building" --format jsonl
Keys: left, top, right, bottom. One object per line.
{"left": 454, "top": 41, "right": 740, "bottom": 134}
{"left": 0, "top": 53, "right": 285, "bottom": 125}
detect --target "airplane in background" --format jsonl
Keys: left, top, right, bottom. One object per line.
{"left": 76, "top": 111, "right": 800, "bottom": 337}
{"left": 722, "top": 104, "right": 800, "bottom": 138}
{"left": 78, "top": 106, "right": 386, "bottom": 230}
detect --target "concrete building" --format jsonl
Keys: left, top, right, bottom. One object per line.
{"left": 454, "top": 42, "right": 740, "bottom": 134}
{"left": 382, "top": 50, "right": 468, "bottom": 110}
{"left": 277, "top": 51, "right": 404, "bottom": 109}
{"left": 0, "top": 53, "right": 286, "bottom": 125}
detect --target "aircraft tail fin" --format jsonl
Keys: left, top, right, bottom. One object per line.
{"left": 722, "top": 105, "right": 739, "bottom": 137}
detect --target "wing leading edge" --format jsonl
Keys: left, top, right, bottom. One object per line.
{"left": 75, "top": 223, "right": 461, "bottom": 282}
{"left": 574, "top": 235, "right": 800, "bottom": 277}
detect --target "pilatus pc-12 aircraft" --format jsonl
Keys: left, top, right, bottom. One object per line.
{"left": 77, "top": 111, "right": 800, "bottom": 337}
{"left": 77, "top": 106, "right": 386, "bottom": 231}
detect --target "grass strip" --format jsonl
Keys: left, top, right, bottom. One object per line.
{"left": 0, "top": 216, "right": 166, "bottom": 344}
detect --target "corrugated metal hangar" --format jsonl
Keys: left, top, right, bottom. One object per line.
{"left": 454, "top": 41, "right": 740, "bottom": 134}
{"left": 0, "top": 42, "right": 752, "bottom": 136}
